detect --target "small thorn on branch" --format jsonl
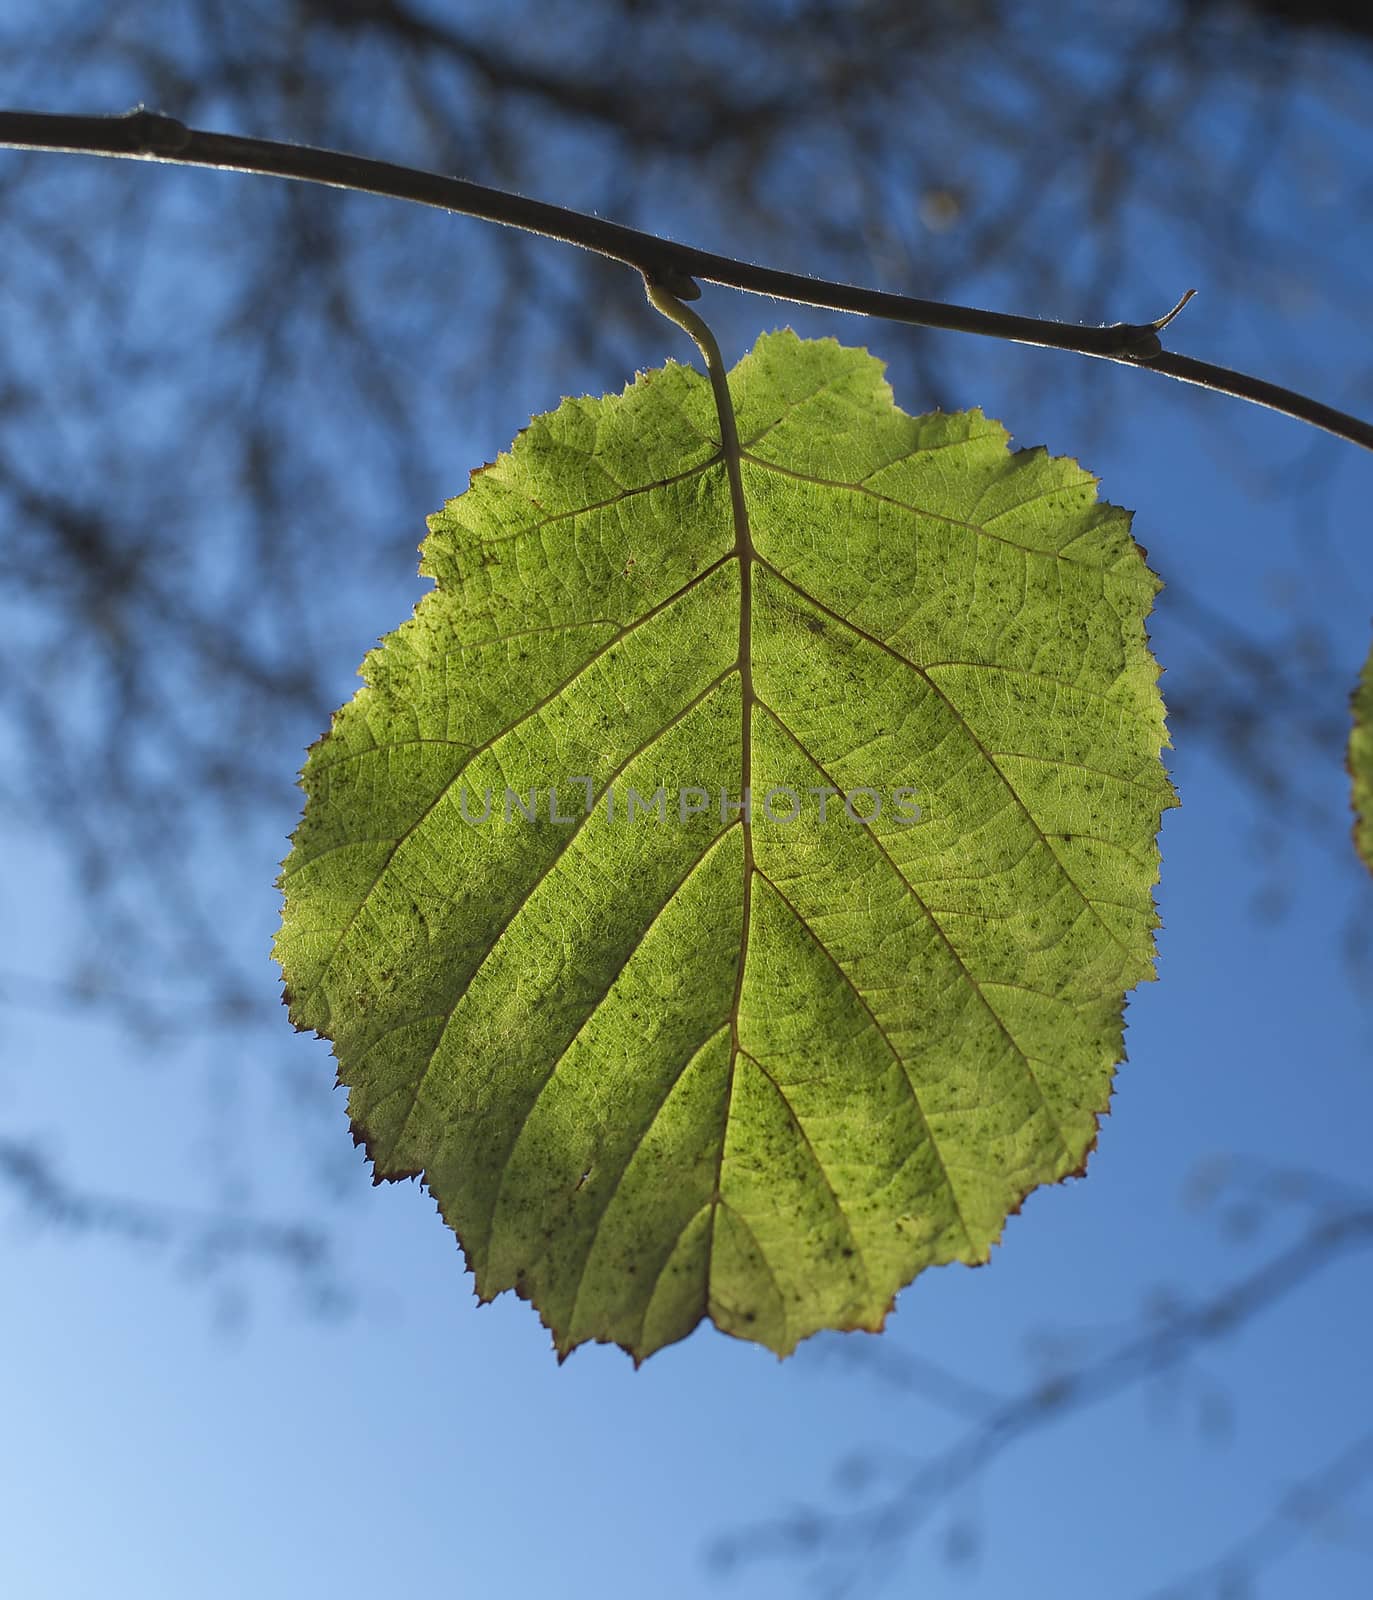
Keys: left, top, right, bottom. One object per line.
{"left": 1150, "top": 288, "right": 1198, "bottom": 333}
{"left": 1107, "top": 288, "right": 1198, "bottom": 363}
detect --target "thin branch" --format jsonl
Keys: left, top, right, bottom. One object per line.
{"left": 1, "top": 107, "right": 1371, "bottom": 450}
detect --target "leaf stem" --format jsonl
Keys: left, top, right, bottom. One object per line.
{"left": 1, "top": 107, "right": 1371, "bottom": 451}
{"left": 642, "top": 275, "right": 746, "bottom": 536}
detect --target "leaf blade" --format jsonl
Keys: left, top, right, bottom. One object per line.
{"left": 276, "top": 330, "right": 1176, "bottom": 1361}
{"left": 1351, "top": 638, "right": 1373, "bottom": 872}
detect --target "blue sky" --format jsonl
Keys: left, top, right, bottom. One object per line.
{"left": 3, "top": 16, "right": 1373, "bottom": 1599}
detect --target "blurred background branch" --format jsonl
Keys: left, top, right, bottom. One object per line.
{"left": 2, "top": 3, "right": 1371, "bottom": 1593}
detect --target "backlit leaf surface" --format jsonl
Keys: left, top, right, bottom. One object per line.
{"left": 1350, "top": 639, "right": 1373, "bottom": 871}
{"left": 276, "top": 331, "right": 1175, "bottom": 1360}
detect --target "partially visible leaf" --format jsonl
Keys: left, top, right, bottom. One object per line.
{"left": 275, "top": 330, "right": 1176, "bottom": 1362}
{"left": 1350, "top": 639, "right": 1373, "bottom": 871}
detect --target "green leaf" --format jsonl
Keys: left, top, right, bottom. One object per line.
{"left": 275, "top": 330, "right": 1175, "bottom": 1362}
{"left": 1350, "top": 639, "right": 1373, "bottom": 871}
